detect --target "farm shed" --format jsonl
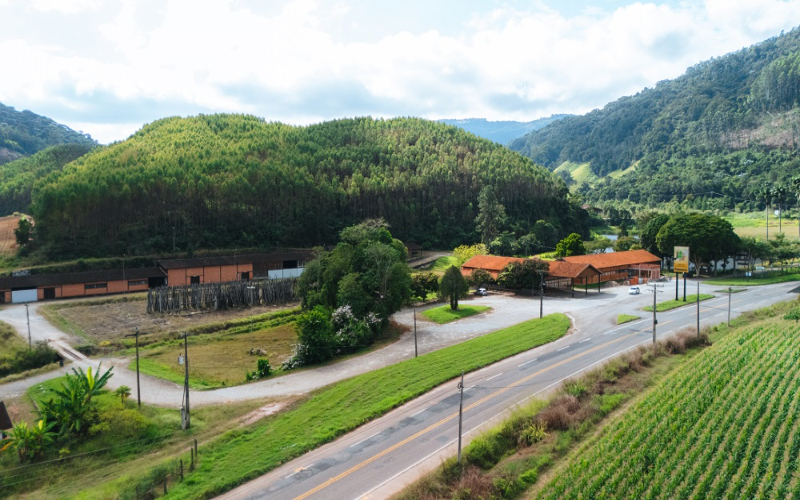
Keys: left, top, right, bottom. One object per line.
{"left": 0, "top": 268, "right": 166, "bottom": 303}
{"left": 157, "top": 250, "right": 312, "bottom": 286}
{"left": 562, "top": 249, "right": 661, "bottom": 284}
{"left": 461, "top": 255, "right": 527, "bottom": 279}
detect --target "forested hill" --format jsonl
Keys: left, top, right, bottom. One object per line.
{"left": 30, "top": 115, "right": 589, "bottom": 258}
{"left": 0, "top": 143, "right": 96, "bottom": 216}
{"left": 438, "top": 115, "right": 570, "bottom": 144}
{"left": 0, "top": 103, "right": 97, "bottom": 165}
{"left": 509, "top": 27, "right": 800, "bottom": 210}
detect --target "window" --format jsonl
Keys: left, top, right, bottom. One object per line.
{"left": 85, "top": 283, "right": 107, "bottom": 290}
{"left": 240, "top": 272, "right": 250, "bottom": 281}
{"left": 190, "top": 276, "right": 201, "bottom": 285}
{"left": 129, "top": 279, "right": 147, "bottom": 287}
{"left": 283, "top": 260, "right": 298, "bottom": 269}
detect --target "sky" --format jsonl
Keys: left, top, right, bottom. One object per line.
{"left": 3, "top": 0, "right": 800, "bottom": 144}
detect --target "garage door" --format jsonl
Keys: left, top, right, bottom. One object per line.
{"left": 11, "top": 289, "right": 38, "bottom": 303}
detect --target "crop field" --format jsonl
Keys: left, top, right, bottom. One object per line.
{"left": 0, "top": 215, "right": 19, "bottom": 257}
{"left": 535, "top": 317, "right": 800, "bottom": 499}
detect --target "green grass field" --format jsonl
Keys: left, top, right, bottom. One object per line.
{"left": 424, "top": 255, "right": 459, "bottom": 272}
{"left": 105, "top": 314, "right": 570, "bottom": 499}
{"left": 644, "top": 294, "right": 714, "bottom": 312}
{"left": 707, "top": 273, "right": 800, "bottom": 286}
{"left": 535, "top": 305, "right": 800, "bottom": 498}
{"left": 422, "top": 305, "right": 491, "bottom": 324}
{"left": 616, "top": 314, "right": 639, "bottom": 324}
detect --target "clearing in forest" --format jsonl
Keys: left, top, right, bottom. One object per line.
{"left": 0, "top": 215, "right": 19, "bottom": 257}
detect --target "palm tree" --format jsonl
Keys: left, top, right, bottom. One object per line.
{"left": 760, "top": 184, "right": 772, "bottom": 241}
{"left": 115, "top": 385, "right": 132, "bottom": 405}
{"left": 792, "top": 176, "right": 800, "bottom": 238}
{"left": 773, "top": 185, "right": 788, "bottom": 234}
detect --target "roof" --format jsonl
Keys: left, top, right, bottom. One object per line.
{"left": 562, "top": 249, "right": 661, "bottom": 270}
{"left": 547, "top": 260, "right": 601, "bottom": 279}
{"left": 404, "top": 242, "right": 423, "bottom": 251}
{"left": 462, "top": 255, "right": 527, "bottom": 272}
{"left": 0, "top": 267, "right": 166, "bottom": 290}
{"left": 158, "top": 250, "right": 313, "bottom": 270}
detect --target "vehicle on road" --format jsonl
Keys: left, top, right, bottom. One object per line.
{"left": 628, "top": 286, "right": 641, "bottom": 295}
{"left": 475, "top": 288, "right": 488, "bottom": 296}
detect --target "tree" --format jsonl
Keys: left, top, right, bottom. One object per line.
{"left": 453, "top": 244, "right": 488, "bottom": 265}
{"left": 14, "top": 216, "right": 33, "bottom": 247}
{"left": 639, "top": 213, "right": 670, "bottom": 256}
{"left": 530, "top": 220, "right": 558, "bottom": 253}
{"left": 0, "top": 419, "right": 55, "bottom": 463}
{"left": 739, "top": 236, "right": 773, "bottom": 271}
{"left": 656, "top": 213, "right": 741, "bottom": 275}
{"left": 114, "top": 386, "right": 131, "bottom": 405}
{"left": 773, "top": 185, "right": 788, "bottom": 234}
{"left": 294, "top": 306, "right": 336, "bottom": 365}
{"left": 584, "top": 236, "right": 612, "bottom": 254}
{"left": 410, "top": 272, "right": 439, "bottom": 302}
{"left": 760, "top": 184, "right": 773, "bottom": 240}
{"left": 516, "top": 233, "right": 539, "bottom": 256}
{"left": 614, "top": 236, "right": 638, "bottom": 252}
{"left": 39, "top": 364, "right": 113, "bottom": 438}
{"left": 792, "top": 175, "right": 800, "bottom": 238}
{"left": 489, "top": 231, "right": 517, "bottom": 256}
{"left": 555, "top": 233, "right": 586, "bottom": 258}
{"left": 439, "top": 265, "right": 469, "bottom": 310}
{"left": 496, "top": 259, "right": 549, "bottom": 290}
{"left": 468, "top": 268, "right": 494, "bottom": 287}
{"left": 475, "top": 185, "right": 507, "bottom": 245}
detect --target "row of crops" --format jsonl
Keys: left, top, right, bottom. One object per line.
{"left": 536, "top": 319, "right": 800, "bottom": 499}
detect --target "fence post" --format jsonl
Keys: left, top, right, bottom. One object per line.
{"left": 180, "top": 459, "right": 184, "bottom": 481}
{"left": 164, "top": 476, "right": 168, "bottom": 494}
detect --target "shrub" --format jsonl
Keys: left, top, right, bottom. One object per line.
{"left": 0, "top": 341, "right": 61, "bottom": 378}
{"left": 518, "top": 421, "right": 547, "bottom": 446}
{"left": 563, "top": 380, "right": 588, "bottom": 399}
{"left": 257, "top": 358, "right": 271, "bottom": 378}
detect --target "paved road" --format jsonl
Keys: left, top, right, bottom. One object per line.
{"left": 218, "top": 281, "right": 799, "bottom": 500}
{"left": 0, "top": 286, "right": 624, "bottom": 407}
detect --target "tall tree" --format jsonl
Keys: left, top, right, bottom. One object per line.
{"left": 439, "top": 265, "right": 469, "bottom": 310}
{"left": 555, "top": 233, "right": 586, "bottom": 258}
{"left": 475, "top": 185, "right": 507, "bottom": 245}
{"left": 655, "top": 213, "right": 741, "bottom": 275}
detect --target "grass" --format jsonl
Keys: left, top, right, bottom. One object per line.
{"left": 422, "top": 305, "right": 491, "bottom": 324}
{"left": 616, "top": 314, "right": 639, "bottom": 324}
{"left": 133, "top": 322, "right": 298, "bottom": 389}
{"left": 98, "top": 313, "right": 570, "bottom": 499}
{"left": 424, "top": 255, "right": 459, "bottom": 272}
{"left": 706, "top": 272, "right": 800, "bottom": 286}
{"left": 0, "top": 215, "right": 20, "bottom": 258}
{"left": 714, "top": 288, "right": 747, "bottom": 293}
{"left": 643, "top": 294, "right": 714, "bottom": 312}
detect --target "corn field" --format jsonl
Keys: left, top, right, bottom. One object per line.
{"left": 146, "top": 277, "right": 298, "bottom": 313}
{"left": 537, "top": 320, "right": 800, "bottom": 499}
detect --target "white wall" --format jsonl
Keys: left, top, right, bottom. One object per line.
{"left": 268, "top": 267, "right": 304, "bottom": 279}
{"left": 11, "top": 289, "right": 38, "bottom": 303}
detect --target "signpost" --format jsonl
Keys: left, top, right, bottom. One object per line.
{"left": 674, "top": 246, "right": 690, "bottom": 300}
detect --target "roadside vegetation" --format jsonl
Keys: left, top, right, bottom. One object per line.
{"left": 76, "top": 314, "right": 569, "bottom": 499}
{"left": 643, "top": 294, "right": 714, "bottom": 312}
{"left": 422, "top": 305, "right": 491, "bottom": 324}
{"left": 0, "top": 320, "right": 60, "bottom": 381}
{"left": 616, "top": 314, "right": 639, "bottom": 324}
{"left": 707, "top": 272, "right": 800, "bottom": 286}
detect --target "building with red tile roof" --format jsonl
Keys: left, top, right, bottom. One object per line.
{"left": 563, "top": 249, "right": 661, "bottom": 284}
{"left": 461, "top": 255, "right": 527, "bottom": 279}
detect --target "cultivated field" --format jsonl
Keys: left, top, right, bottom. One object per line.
{"left": 41, "top": 295, "right": 300, "bottom": 344}
{"left": 726, "top": 211, "right": 800, "bottom": 240}
{"left": 535, "top": 312, "right": 800, "bottom": 498}
{"left": 0, "top": 215, "right": 19, "bottom": 257}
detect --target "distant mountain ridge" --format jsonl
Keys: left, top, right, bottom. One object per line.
{"left": 508, "top": 27, "right": 800, "bottom": 210}
{"left": 0, "top": 102, "right": 97, "bottom": 165}
{"left": 438, "top": 115, "right": 571, "bottom": 144}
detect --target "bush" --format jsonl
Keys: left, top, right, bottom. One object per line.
{"left": 257, "top": 359, "right": 271, "bottom": 377}
{"left": 518, "top": 421, "right": 547, "bottom": 446}
{"left": 0, "top": 341, "right": 61, "bottom": 378}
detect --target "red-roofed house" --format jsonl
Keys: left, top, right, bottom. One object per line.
{"left": 461, "top": 255, "right": 527, "bottom": 279}
{"left": 563, "top": 249, "right": 661, "bottom": 284}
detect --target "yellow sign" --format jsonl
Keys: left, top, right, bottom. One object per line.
{"left": 674, "top": 246, "right": 689, "bottom": 273}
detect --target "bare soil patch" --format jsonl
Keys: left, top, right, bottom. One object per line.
{"left": 0, "top": 215, "right": 19, "bottom": 257}
{"left": 44, "top": 295, "right": 299, "bottom": 343}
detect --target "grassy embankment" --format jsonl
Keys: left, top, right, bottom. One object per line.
{"left": 616, "top": 314, "right": 639, "bottom": 324}
{"left": 643, "top": 294, "right": 714, "bottom": 312}
{"left": 75, "top": 314, "right": 570, "bottom": 498}
{"left": 0, "top": 320, "right": 61, "bottom": 383}
{"left": 424, "top": 255, "right": 460, "bottom": 273}
{"left": 422, "top": 305, "right": 491, "bottom": 324}
{"left": 397, "top": 296, "right": 800, "bottom": 500}
{"left": 707, "top": 273, "right": 800, "bottom": 286}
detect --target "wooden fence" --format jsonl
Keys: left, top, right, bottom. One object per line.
{"left": 147, "top": 277, "right": 298, "bottom": 314}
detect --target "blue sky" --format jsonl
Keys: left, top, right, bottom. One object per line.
{"left": 2, "top": 0, "right": 800, "bottom": 143}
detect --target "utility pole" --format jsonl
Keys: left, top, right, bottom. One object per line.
{"left": 172, "top": 226, "right": 176, "bottom": 253}
{"left": 683, "top": 273, "right": 687, "bottom": 302}
{"left": 413, "top": 304, "right": 418, "bottom": 358}
{"left": 457, "top": 371, "right": 464, "bottom": 465}
{"left": 676, "top": 271, "right": 679, "bottom": 301}
{"left": 124, "top": 328, "right": 142, "bottom": 408}
{"left": 25, "top": 303, "right": 31, "bottom": 349}
{"left": 539, "top": 274, "right": 544, "bottom": 319}
{"left": 181, "top": 332, "right": 190, "bottom": 429}
{"left": 696, "top": 281, "right": 700, "bottom": 339}
{"left": 648, "top": 283, "right": 663, "bottom": 353}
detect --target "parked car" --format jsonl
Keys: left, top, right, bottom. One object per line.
{"left": 474, "top": 287, "right": 488, "bottom": 296}
{"left": 628, "top": 286, "right": 641, "bottom": 295}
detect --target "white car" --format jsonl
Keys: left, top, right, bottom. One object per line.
{"left": 628, "top": 286, "right": 641, "bottom": 295}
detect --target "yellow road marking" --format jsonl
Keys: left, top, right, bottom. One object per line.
{"left": 292, "top": 322, "right": 670, "bottom": 500}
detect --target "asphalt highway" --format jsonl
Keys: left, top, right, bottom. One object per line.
{"left": 218, "top": 280, "right": 799, "bottom": 500}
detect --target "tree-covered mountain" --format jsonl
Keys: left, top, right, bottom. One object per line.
{"left": 0, "top": 143, "right": 97, "bottom": 216}
{"left": 30, "top": 115, "right": 590, "bottom": 258}
{"left": 509, "top": 27, "right": 800, "bottom": 210}
{"left": 0, "top": 103, "right": 97, "bottom": 165}
{"left": 438, "top": 115, "right": 570, "bottom": 145}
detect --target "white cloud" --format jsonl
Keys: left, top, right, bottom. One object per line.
{"left": 4, "top": 0, "right": 800, "bottom": 142}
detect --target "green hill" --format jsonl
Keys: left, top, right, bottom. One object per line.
{"left": 509, "top": 28, "right": 800, "bottom": 210}
{"left": 0, "top": 102, "right": 97, "bottom": 165}
{"left": 0, "top": 143, "right": 96, "bottom": 215}
{"left": 30, "top": 115, "right": 589, "bottom": 258}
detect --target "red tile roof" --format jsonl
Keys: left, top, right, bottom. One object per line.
{"left": 461, "top": 255, "right": 527, "bottom": 272}
{"left": 562, "top": 249, "right": 660, "bottom": 270}
{"left": 547, "top": 260, "right": 601, "bottom": 279}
